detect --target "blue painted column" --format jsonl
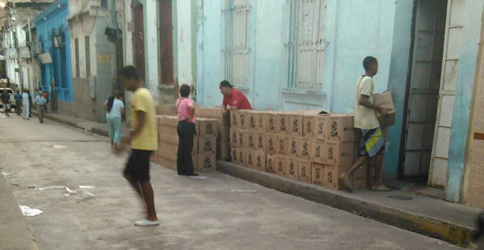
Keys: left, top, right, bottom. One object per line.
{"left": 445, "top": 0, "right": 484, "bottom": 202}
{"left": 53, "top": 44, "right": 63, "bottom": 100}
{"left": 384, "top": 0, "right": 414, "bottom": 180}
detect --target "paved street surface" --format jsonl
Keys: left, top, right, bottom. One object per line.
{"left": 0, "top": 114, "right": 463, "bottom": 250}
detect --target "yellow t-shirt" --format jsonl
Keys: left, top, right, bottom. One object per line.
{"left": 130, "top": 88, "right": 158, "bottom": 151}
{"left": 354, "top": 76, "right": 380, "bottom": 130}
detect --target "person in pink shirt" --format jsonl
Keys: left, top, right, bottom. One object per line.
{"left": 176, "top": 84, "right": 198, "bottom": 176}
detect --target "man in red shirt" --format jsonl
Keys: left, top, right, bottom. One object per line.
{"left": 220, "top": 80, "right": 252, "bottom": 112}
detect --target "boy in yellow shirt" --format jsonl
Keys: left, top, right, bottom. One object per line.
{"left": 117, "top": 66, "right": 159, "bottom": 227}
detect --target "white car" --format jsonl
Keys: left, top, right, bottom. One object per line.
{"left": 0, "top": 88, "right": 17, "bottom": 110}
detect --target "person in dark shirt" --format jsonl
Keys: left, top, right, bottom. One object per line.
{"left": 28, "top": 92, "right": 32, "bottom": 118}
{"left": 1, "top": 89, "right": 10, "bottom": 117}
{"left": 14, "top": 91, "right": 22, "bottom": 116}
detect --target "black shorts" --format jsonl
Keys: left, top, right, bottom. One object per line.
{"left": 124, "top": 149, "right": 153, "bottom": 183}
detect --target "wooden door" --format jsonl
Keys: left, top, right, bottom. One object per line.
{"left": 159, "top": 0, "right": 174, "bottom": 86}
{"left": 134, "top": 3, "right": 146, "bottom": 81}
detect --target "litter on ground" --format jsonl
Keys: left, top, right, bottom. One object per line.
{"left": 38, "top": 186, "right": 65, "bottom": 191}
{"left": 19, "top": 205, "right": 43, "bottom": 217}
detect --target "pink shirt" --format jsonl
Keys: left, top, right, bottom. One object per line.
{"left": 176, "top": 98, "right": 196, "bottom": 123}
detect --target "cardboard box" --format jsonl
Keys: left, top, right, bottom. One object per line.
{"left": 230, "top": 128, "right": 239, "bottom": 147}
{"left": 266, "top": 133, "right": 277, "bottom": 155}
{"left": 198, "top": 137, "right": 217, "bottom": 155}
{"left": 288, "top": 136, "right": 300, "bottom": 159}
{"left": 298, "top": 138, "right": 312, "bottom": 161}
{"left": 159, "top": 150, "right": 178, "bottom": 162}
{"left": 311, "top": 140, "right": 325, "bottom": 164}
{"left": 297, "top": 160, "right": 312, "bottom": 183}
{"left": 324, "top": 165, "right": 349, "bottom": 190}
{"left": 267, "top": 112, "right": 278, "bottom": 134}
{"left": 237, "top": 110, "right": 248, "bottom": 129}
{"left": 254, "top": 151, "right": 266, "bottom": 171}
{"left": 311, "top": 163, "right": 325, "bottom": 186}
{"left": 246, "top": 150, "right": 255, "bottom": 169}
{"left": 303, "top": 115, "right": 316, "bottom": 138}
{"left": 193, "top": 137, "right": 199, "bottom": 155}
{"left": 287, "top": 158, "right": 299, "bottom": 180}
{"left": 231, "top": 148, "right": 238, "bottom": 163}
{"left": 159, "top": 158, "right": 177, "bottom": 170}
{"left": 352, "top": 165, "right": 368, "bottom": 190}
{"left": 255, "top": 133, "right": 266, "bottom": 152}
{"left": 277, "top": 113, "right": 290, "bottom": 134}
{"left": 289, "top": 114, "right": 303, "bottom": 137}
{"left": 161, "top": 142, "right": 178, "bottom": 154}
{"left": 238, "top": 130, "right": 247, "bottom": 148}
{"left": 197, "top": 154, "right": 216, "bottom": 172}
{"left": 373, "top": 91, "right": 396, "bottom": 127}
{"left": 276, "top": 135, "right": 289, "bottom": 155}
{"left": 303, "top": 111, "right": 329, "bottom": 139}
{"left": 157, "top": 105, "right": 177, "bottom": 116}
{"left": 323, "top": 141, "right": 355, "bottom": 167}
{"left": 323, "top": 115, "right": 356, "bottom": 142}
{"left": 247, "top": 132, "right": 256, "bottom": 150}
{"left": 256, "top": 112, "right": 267, "bottom": 132}
{"left": 315, "top": 115, "right": 326, "bottom": 140}
{"left": 266, "top": 154, "right": 277, "bottom": 173}
{"left": 275, "top": 156, "right": 287, "bottom": 177}
{"left": 237, "top": 149, "right": 247, "bottom": 167}
{"left": 230, "top": 110, "right": 238, "bottom": 128}
{"left": 247, "top": 111, "right": 258, "bottom": 130}
{"left": 160, "top": 134, "right": 179, "bottom": 145}
{"left": 197, "top": 118, "right": 218, "bottom": 138}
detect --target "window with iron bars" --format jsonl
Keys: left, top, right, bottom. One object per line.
{"left": 223, "top": 0, "right": 250, "bottom": 88}
{"left": 286, "top": 0, "right": 328, "bottom": 91}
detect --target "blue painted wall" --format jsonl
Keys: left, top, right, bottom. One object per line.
{"left": 197, "top": 0, "right": 400, "bottom": 112}
{"left": 33, "top": 0, "right": 73, "bottom": 102}
{"left": 446, "top": 0, "right": 484, "bottom": 202}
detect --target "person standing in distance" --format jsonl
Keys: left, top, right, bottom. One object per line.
{"left": 22, "top": 90, "right": 29, "bottom": 120}
{"left": 116, "top": 66, "right": 159, "bottom": 227}
{"left": 219, "top": 80, "right": 252, "bottom": 113}
{"left": 35, "top": 91, "right": 47, "bottom": 123}
{"left": 14, "top": 91, "right": 22, "bottom": 116}
{"left": 1, "top": 89, "right": 11, "bottom": 118}
{"left": 176, "top": 84, "right": 198, "bottom": 176}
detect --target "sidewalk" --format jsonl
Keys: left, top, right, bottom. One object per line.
{"left": 0, "top": 175, "right": 39, "bottom": 250}
{"left": 35, "top": 111, "right": 482, "bottom": 246}
{"left": 32, "top": 110, "right": 130, "bottom": 138}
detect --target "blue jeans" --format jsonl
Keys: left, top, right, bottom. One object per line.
{"left": 107, "top": 114, "right": 122, "bottom": 144}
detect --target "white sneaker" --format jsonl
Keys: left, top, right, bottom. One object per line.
{"left": 134, "top": 219, "right": 160, "bottom": 227}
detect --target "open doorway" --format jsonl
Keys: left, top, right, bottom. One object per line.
{"left": 133, "top": 2, "right": 146, "bottom": 82}
{"left": 400, "top": 0, "right": 448, "bottom": 184}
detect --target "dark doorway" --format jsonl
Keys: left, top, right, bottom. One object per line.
{"left": 133, "top": 3, "right": 146, "bottom": 82}
{"left": 401, "top": 0, "right": 447, "bottom": 182}
{"left": 159, "top": 0, "right": 175, "bottom": 86}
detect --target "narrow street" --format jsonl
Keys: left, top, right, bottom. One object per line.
{"left": 0, "top": 114, "right": 461, "bottom": 250}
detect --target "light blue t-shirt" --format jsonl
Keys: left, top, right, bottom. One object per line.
{"left": 108, "top": 99, "right": 124, "bottom": 118}
{"left": 35, "top": 95, "right": 46, "bottom": 106}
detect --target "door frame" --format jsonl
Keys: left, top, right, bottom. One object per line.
{"left": 398, "top": 0, "right": 418, "bottom": 180}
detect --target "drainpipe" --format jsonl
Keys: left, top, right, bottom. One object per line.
{"left": 27, "top": 17, "right": 36, "bottom": 96}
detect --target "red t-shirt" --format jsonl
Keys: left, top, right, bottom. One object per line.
{"left": 222, "top": 88, "right": 252, "bottom": 110}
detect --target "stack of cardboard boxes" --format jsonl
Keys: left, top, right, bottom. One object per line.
{"left": 194, "top": 107, "right": 231, "bottom": 161}
{"left": 153, "top": 115, "right": 218, "bottom": 173}
{"left": 230, "top": 110, "right": 368, "bottom": 191}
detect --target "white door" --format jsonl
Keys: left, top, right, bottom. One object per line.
{"left": 403, "top": 0, "right": 446, "bottom": 178}
{"left": 428, "top": 0, "right": 466, "bottom": 187}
